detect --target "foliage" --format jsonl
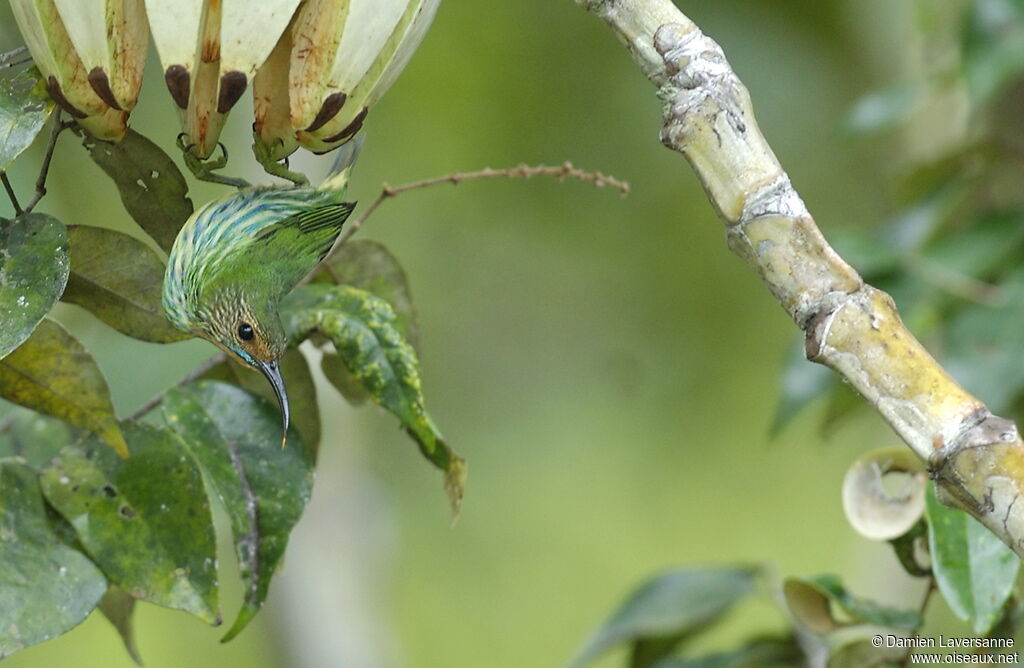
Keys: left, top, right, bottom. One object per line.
{"left": 0, "top": 57, "right": 459, "bottom": 661}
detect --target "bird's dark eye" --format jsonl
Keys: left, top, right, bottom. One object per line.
{"left": 237, "top": 323, "right": 255, "bottom": 341}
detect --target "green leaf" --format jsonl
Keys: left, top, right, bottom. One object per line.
{"left": 99, "top": 587, "right": 142, "bottom": 666}
{"left": 943, "top": 268, "right": 1024, "bottom": 412}
{"left": 0, "top": 460, "right": 107, "bottom": 659}
{"left": 39, "top": 423, "right": 218, "bottom": 622}
{"left": 0, "top": 407, "right": 79, "bottom": 468}
{"left": 161, "top": 381, "right": 313, "bottom": 641}
{"left": 320, "top": 352, "right": 370, "bottom": 406}
{"left": 62, "top": 225, "right": 189, "bottom": 343}
{"left": 198, "top": 350, "right": 321, "bottom": 460}
{"left": 314, "top": 239, "right": 420, "bottom": 347}
{"left": 571, "top": 566, "right": 759, "bottom": 668}
{"left": 0, "top": 67, "right": 55, "bottom": 171}
{"left": 0, "top": 319, "right": 127, "bottom": 457}
{"left": 282, "top": 284, "right": 466, "bottom": 513}
{"left": 919, "top": 210, "right": 1024, "bottom": 281}
{"left": 81, "top": 129, "right": 193, "bottom": 253}
{"left": 784, "top": 574, "right": 922, "bottom": 633}
{"left": 925, "top": 482, "right": 1019, "bottom": 634}
{"left": 0, "top": 213, "right": 69, "bottom": 359}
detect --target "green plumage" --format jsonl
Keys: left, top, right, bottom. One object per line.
{"left": 162, "top": 147, "right": 359, "bottom": 443}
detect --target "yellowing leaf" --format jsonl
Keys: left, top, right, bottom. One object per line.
{"left": 0, "top": 319, "right": 127, "bottom": 457}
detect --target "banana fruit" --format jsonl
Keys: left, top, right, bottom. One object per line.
{"left": 10, "top": 0, "right": 146, "bottom": 141}
{"left": 255, "top": 0, "right": 442, "bottom": 159}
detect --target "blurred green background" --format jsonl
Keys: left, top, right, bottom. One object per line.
{"left": 0, "top": 1, "right": 967, "bottom": 666}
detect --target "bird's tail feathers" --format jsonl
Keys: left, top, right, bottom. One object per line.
{"left": 319, "top": 133, "right": 365, "bottom": 194}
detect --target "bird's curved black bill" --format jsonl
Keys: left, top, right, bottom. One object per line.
{"left": 257, "top": 359, "right": 289, "bottom": 447}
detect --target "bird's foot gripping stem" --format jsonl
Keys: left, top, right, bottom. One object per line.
{"left": 252, "top": 132, "right": 309, "bottom": 186}
{"left": 177, "top": 134, "right": 251, "bottom": 189}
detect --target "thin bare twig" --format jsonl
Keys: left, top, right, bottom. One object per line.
{"left": 128, "top": 352, "right": 227, "bottom": 420}
{"left": 0, "top": 46, "right": 30, "bottom": 70}
{"left": 335, "top": 161, "right": 630, "bottom": 246}
{"left": 22, "top": 111, "right": 66, "bottom": 214}
{"left": 1, "top": 172, "right": 22, "bottom": 215}
{"left": 0, "top": 112, "right": 69, "bottom": 217}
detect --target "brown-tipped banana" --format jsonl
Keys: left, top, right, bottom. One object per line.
{"left": 10, "top": 0, "right": 131, "bottom": 140}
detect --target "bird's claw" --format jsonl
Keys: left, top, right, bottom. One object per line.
{"left": 177, "top": 134, "right": 251, "bottom": 189}
{"left": 252, "top": 131, "right": 309, "bottom": 186}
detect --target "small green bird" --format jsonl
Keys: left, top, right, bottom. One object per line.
{"left": 163, "top": 147, "right": 358, "bottom": 445}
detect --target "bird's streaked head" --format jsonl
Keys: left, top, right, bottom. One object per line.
{"left": 200, "top": 291, "right": 290, "bottom": 445}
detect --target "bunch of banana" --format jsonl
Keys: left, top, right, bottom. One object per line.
{"left": 254, "top": 0, "right": 442, "bottom": 161}
{"left": 10, "top": 0, "right": 148, "bottom": 141}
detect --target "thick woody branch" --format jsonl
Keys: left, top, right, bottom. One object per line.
{"left": 577, "top": 0, "right": 1024, "bottom": 556}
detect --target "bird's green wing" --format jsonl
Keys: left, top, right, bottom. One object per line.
{"left": 205, "top": 201, "right": 355, "bottom": 300}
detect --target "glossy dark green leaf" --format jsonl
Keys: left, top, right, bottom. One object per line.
{"left": 0, "top": 460, "right": 106, "bottom": 659}
{"left": 943, "top": 268, "right": 1024, "bottom": 412}
{"left": 0, "top": 319, "right": 127, "bottom": 457}
{"left": 161, "top": 381, "right": 313, "bottom": 641}
{"left": 81, "top": 129, "right": 193, "bottom": 253}
{"left": 99, "top": 587, "right": 142, "bottom": 666}
{"left": 0, "top": 213, "right": 69, "bottom": 359}
{"left": 39, "top": 423, "right": 218, "bottom": 622}
{"left": 315, "top": 239, "right": 420, "bottom": 347}
{"left": 571, "top": 566, "right": 758, "bottom": 668}
{"left": 62, "top": 225, "right": 188, "bottom": 343}
{"left": 282, "top": 284, "right": 465, "bottom": 513}
{"left": 0, "top": 407, "right": 79, "bottom": 468}
{"left": 784, "top": 574, "right": 921, "bottom": 632}
{"left": 0, "top": 67, "right": 55, "bottom": 171}
{"left": 925, "top": 483, "right": 1019, "bottom": 634}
